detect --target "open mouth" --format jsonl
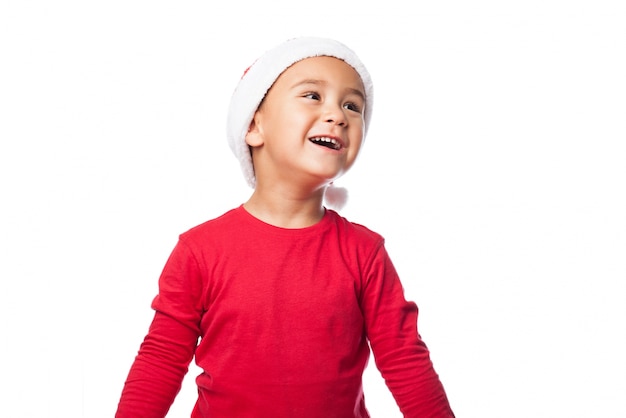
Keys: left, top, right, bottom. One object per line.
{"left": 309, "top": 136, "right": 342, "bottom": 150}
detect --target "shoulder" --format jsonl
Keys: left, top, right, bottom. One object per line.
{"left": 326, "top": 209, "right": 385, "bottom": 247}
{"left": 179, "top": 206, "right": 244, "bottom": 243}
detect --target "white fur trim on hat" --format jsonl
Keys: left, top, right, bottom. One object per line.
{"left": 226, "top": 36, "right": 374, "bottom": 189}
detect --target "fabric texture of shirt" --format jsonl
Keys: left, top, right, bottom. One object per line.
{"left": 116, "top": 206, "right": 454, "bottom": 417}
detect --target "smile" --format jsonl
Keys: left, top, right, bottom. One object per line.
{"left": 309, "top": 136, "right": 342, "bottom": 150}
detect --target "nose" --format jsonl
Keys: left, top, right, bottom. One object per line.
{"left": 323, "top": 103, "right": 347, "bottom": 126}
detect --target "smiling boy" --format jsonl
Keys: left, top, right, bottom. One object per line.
{"left": 116, "top": 37, "right": 454, "bottom": 418}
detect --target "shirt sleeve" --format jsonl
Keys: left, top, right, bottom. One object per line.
{"left": 361, "top": 243, "right": 455, "bottom": 417}
{"left": 115, "top": 238, "right": 204, "bottom": 418}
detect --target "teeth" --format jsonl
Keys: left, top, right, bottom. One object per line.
{"left": 311, "top": 136, "right": 341, "bottom": 149}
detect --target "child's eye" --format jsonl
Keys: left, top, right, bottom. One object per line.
{"left": 303, "top": 92, "right": 320, "bottom": 100}
{"left": 344, "top": 102, "right": 362, "bottom": 113}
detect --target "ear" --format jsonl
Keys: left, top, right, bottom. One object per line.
{"left": 245, "top": 111, "right": 264, "bottom": 147}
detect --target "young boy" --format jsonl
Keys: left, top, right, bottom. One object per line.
{"left": 116, "top": 37, "right": 454, "bottom": 417}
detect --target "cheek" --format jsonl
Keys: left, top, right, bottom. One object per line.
{"left": 350, "top": 123, "right": 365, "bottom": 147}
{"left": 348, "top": 129, "right": 364, "bottom": 162}
{"left": 347, "top": 137, "right": 364, "bottom": 162}
{"left": 270, "top": 106, "right": 309, "bottom": 134}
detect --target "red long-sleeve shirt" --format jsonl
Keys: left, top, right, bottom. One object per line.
{"left": 116, "top": 206, "right": 454, "bottom": 417}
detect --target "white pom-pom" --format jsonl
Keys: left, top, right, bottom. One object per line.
{"left": 324, "top": 183, "right": 348, "bottom": 211}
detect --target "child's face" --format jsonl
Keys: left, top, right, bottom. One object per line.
{"left": 246, "top": 56, "right": 366, "bottom": 187}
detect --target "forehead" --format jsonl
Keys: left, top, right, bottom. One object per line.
{"left": 273, "top": 56, "right": 365, "bottom": 93}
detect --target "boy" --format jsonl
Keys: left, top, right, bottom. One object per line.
{"left": 116, "top": 37, "right": 454, "bottom": 417}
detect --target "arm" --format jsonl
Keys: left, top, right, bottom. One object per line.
{"left": 116, "top": 239, "right": 204, "bottom": 418}
{"left": 361, "top": 244, "right": 454, "bottom": 417}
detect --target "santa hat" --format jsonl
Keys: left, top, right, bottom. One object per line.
{"left": 226, "top": 36, "right": 374, "bottom": 209}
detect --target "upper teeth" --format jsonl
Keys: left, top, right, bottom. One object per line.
{"left": 312, "top": 137, "right": 340, "bottom": 148}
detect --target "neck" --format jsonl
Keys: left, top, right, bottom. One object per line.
{"left": 243, "top": 184, "right": 326, "bottom": 229}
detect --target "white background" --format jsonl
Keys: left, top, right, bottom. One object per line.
{"left": 1, "top": 1, "right": 625, "bottom": 417}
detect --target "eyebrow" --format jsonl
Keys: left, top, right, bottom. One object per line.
{"left": 292, "top": 79, "right": 366, "bottom": 101}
